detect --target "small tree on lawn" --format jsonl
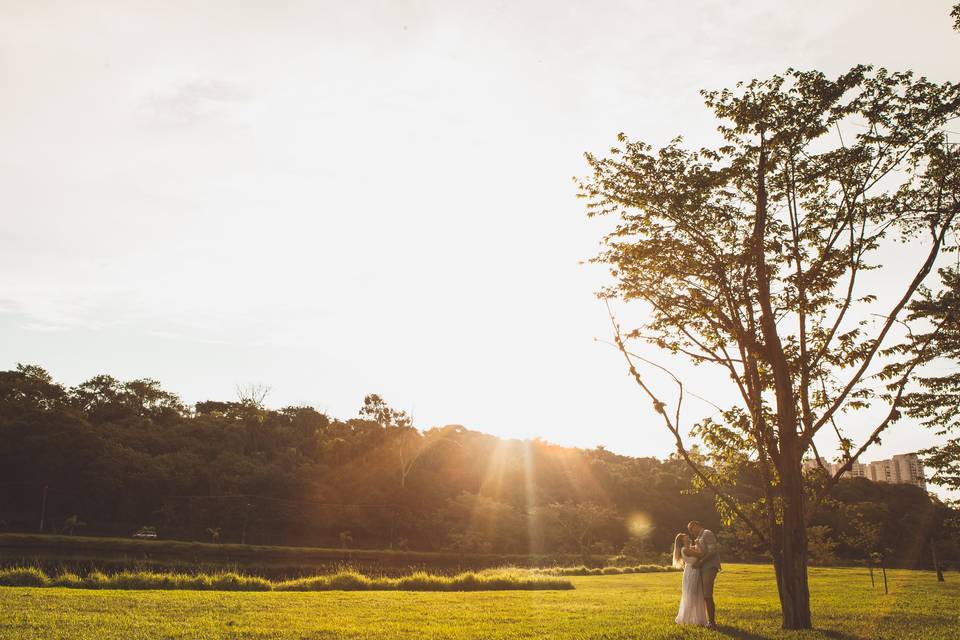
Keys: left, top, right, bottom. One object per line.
{"left": 842, "top": 505, "right": 882, "bottom": 588}
{"left": 581, "top": 66, "right": 959, "bottom": 628}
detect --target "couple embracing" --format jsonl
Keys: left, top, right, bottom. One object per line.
{"left": 673, "top": 520, "right": 721, "bottom": 628}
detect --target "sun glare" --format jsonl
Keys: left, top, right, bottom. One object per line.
{"left": 626, "top": 512, "right": 654, "bottom": 539}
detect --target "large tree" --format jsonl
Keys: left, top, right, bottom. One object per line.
{"left": 581, "top": 66, "right": 960, "bottom": 628}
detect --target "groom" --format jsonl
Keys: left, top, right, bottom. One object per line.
{"left": 688, "top": 520, "right": 720, "bottom": 629}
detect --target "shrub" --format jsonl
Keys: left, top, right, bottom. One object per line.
{"left": 0, "top": 566, "right": 572, "bottom": 592}
{"left": 0, "top": 567, "right": 49, "bottom": 587}
{"left": 273, "top": 576, "right": 327, "bottom": 591}
{"left": 82, "top": 571, "right": 111, "bottom": 589}
{"left": 394, "top": 571, "right": 434, "bottom": 591}
{"left": 51, "top": 572, "right": 83, "bottom": 588}
{"left": 209, "top": 572, "right": 271, "bottom": 592}
{"left": 326, "top": 571, "right": 371, "bottom": 591}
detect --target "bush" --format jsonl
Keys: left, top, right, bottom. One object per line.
{"left": 394, "top": 571, "right": 434, "bottom": 591}
{"left": 209, "top": 572, "right": 272, "bottom": 591}
{"left": 50, "top": 572, "right": 83, "bottom": 588}
{"left": 0, "top": 567, "right": 49, "bottom": 587}
{"left": 82, "top": 571, "right": 111, "bottom": 589}
{"left": 0, "top": 567, "right": 572, "bottom": 592}
{"left": 325, "top": 571, "right": 372, "bottom": 591}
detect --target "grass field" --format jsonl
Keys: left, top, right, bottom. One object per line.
{"left": 1, "top": 564, "right": 957, "bottom": 639}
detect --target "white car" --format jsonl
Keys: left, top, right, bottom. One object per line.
{"left": 132, "top": 529, "right": 158, "bottom": 540}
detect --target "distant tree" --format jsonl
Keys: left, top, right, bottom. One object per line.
{"left": 124, "top": 379, "right": 187, "bottom": 424}
{"left": 538, "top": 501, "right": 620, "bottom": 560}
{"left": 61, "top": 514, "right": 86, "bottom": 536}
{"left": 440, "top": 493, "right": 526, "bottom": 554}
{"left": 357, "top": 395, "right": 463, "bottom": 489}
{"left": 358, "top": 394, "right": 416, "bottom": 488}
{"left": 236, "top": 383, "right": 271, "bottom": 408}
{"left": 0, "top": 364, "right": 66, "bottom": 410}
{"left": 582, "top": 66, "right": 960, "bottom": 627}
{"left": 358, "top": 394, "right": 410, "bottom": 430}
{"left": 339, "top": 530, "right": 353, "bottom": 549}
{"left": 621, "top": 517, "right": 656, "bottom": 559}
{"left": 806, "top": 525, "right": 838, "bottom": 565}
{"left": 717, "top": 519, "right": 768, "bottom": 562}
{"left": 399, "top": 427, "right": 464, "bottom": 490}
{"left": 1, "top": 365, "right": 957, "bottom": 568}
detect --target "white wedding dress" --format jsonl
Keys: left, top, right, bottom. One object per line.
{"left": 675, "top": 549, "right": 709, "bottom": 626}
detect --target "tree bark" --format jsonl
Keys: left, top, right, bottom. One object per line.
{"left": 774, "top": 448, "right": 812, "bottom": 629}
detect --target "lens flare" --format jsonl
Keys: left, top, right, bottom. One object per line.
{"left": 626, "top": 512, "right": 654, "bottom": 538}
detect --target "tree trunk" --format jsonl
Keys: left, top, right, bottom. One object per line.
{"left": 931, "top": 540, "right": 944, "bottom": 582}
{"left": 773, "top": 453, "right": 812, "bottom": 629}
{"left": 751, "top": 130, "right": 812, "bottom": 629}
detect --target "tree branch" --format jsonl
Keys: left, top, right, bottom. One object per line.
{"left": 606, "top": 302, "right": 770, "bottom": 546}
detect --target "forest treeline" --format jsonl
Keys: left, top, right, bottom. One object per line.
{"left": 1, "top": 365, "right": 956, "bottom": 567}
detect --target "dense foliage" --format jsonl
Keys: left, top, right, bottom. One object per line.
{"left": 0, "top": 365, "right": 955, "bottom": 567}
{"left": 899, "top": 267, "right": 960, "bottom": 491}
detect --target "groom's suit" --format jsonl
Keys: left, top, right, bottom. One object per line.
{"left": 696, "top": 529, "right": 721, "bottom": 599}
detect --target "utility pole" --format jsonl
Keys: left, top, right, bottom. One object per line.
{"left": 39, "top": 484, "right": 48, "bottom": 532}
{"left": 241, "top": 502, "right": 252, "bottom": 544}
{"left": 932, "top": 538, "right": 945, "bottom": 583}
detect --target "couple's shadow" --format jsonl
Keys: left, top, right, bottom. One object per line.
{"left": 710, "top": 625, "right": 857, "bottom": 640}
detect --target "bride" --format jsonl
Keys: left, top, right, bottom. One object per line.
{"left": 673, "top": 532, "right": 708, "bottom": 626}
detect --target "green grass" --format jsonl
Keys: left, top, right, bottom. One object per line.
{"left": 0, "top": 564, "right": 956, "bottom": 639}
{"left": 0, "top": 567, "right": 572, "bottom": 592}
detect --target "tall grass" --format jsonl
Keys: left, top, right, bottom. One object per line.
{"left": 274, "top": 569, "right": 572, "bottom": 592}
{"left": 0, "top": 567, "right": 572, "bottom": 592}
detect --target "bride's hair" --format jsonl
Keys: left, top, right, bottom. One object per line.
{"left": 672, "top": 533, "right": 687, "bottom": 569}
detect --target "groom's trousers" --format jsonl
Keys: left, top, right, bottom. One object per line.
{"left": 700, "top": 567, "right": 719, "bottom": 599}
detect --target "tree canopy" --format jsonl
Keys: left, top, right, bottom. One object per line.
{"left": 581, "top": 66, "right": 960, "bottom": 627}
{"left": 0, "top": 364, "right": 952, "bottom": 569}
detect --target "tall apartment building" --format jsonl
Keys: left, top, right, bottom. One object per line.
{"left": 803, "top": 453, "right": 926, "bottom": 489}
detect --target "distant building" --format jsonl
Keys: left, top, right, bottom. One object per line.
{"left": 803, "top": 453, "right": 926, "bottom": 489}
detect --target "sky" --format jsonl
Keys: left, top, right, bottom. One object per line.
{"left": 2, "top": 1, "right": 959, "bottom": 492}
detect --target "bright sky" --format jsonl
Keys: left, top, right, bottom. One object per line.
{"left": 2, "top": 1, "right": 959, "bottom": 488}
